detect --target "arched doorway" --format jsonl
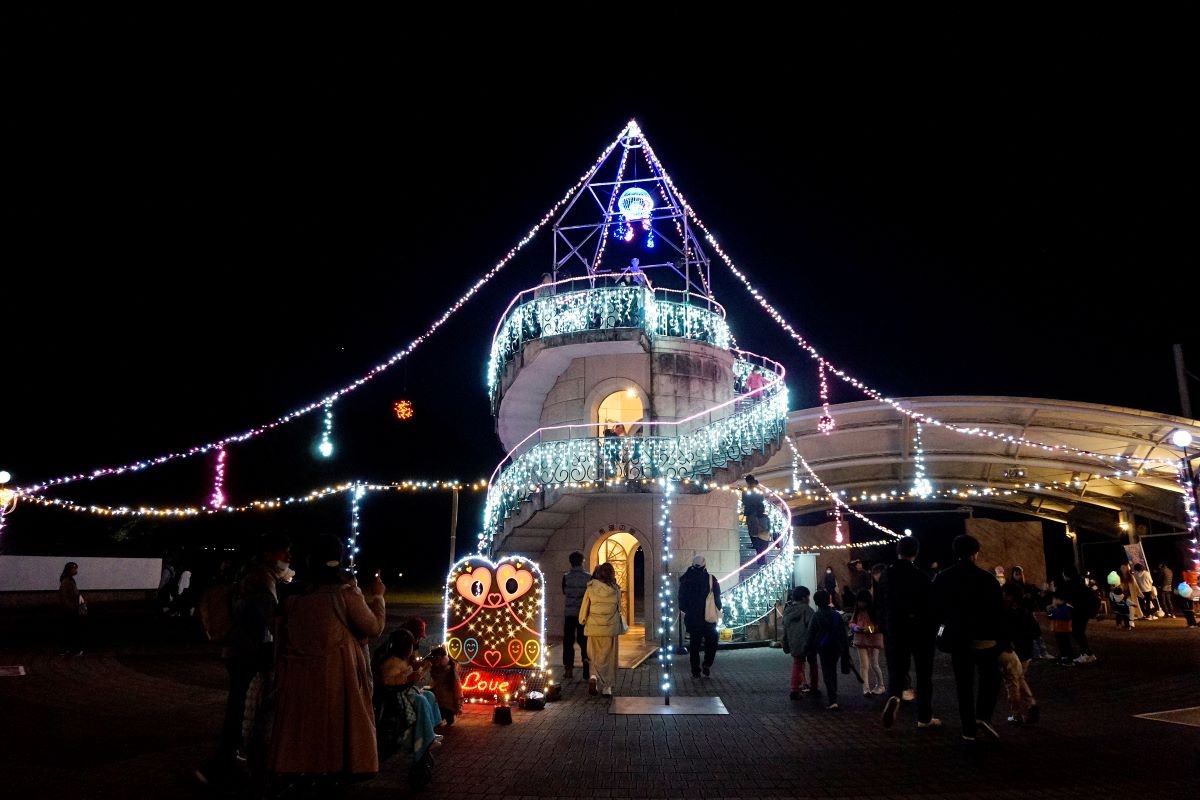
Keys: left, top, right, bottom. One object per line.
{"left": 597, "top": 389, "right": 644, "bottom": 435}
{"left": 591, "top": 530, "right": 643, "bottom": 625}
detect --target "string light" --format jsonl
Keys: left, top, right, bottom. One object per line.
{"left": 911, "top": 421, "right": 932, "bottom": 498}
{"left": 636, "top": 128, "right": 1179, "bottom": 474}
{"left": 817, "top": 359, "right": 835, "bottom": 434}
{"left": 15, "top": 479, "right": 487, "bottom": 518}
{"left": 393, "top": 400, "right": 414, "bottom": 421}
{"left": 657, "top": 479, "right": 675, "bottom": 701}
{"left": 795, "top": 451, "right": 901, "bottom": 539}
{"left": 210, "top": 447, "right": 227, "bottom": 509}
{"left": 833, "top": 502, "right": 844, "bottom": 543}
{"left": 592, "top": 131, "right": 633, "bottom": 270}
{"left": 12, "top": 125, "right": 631, "bottom": 499}
{"left": 347, "top": 482, "right": 364, "bottom": 573}
{"left": 318, "top": 401, "right": 335, "bottom": 458}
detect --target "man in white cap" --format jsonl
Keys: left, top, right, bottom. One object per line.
{"left": 678, "top": 554, "right": 722, "bottom": 678}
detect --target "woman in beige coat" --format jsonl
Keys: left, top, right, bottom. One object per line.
{"left": 579, "top": 562, "right": 622, "bottom": 697}
{"left": 268, "top": 536, "right": 386, "bottom": 787}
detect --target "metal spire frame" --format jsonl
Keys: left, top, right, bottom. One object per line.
{"left": 551, "top": 123, "right": 714, "bottom": 303}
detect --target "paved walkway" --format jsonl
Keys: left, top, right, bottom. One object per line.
{"left": 2, "top": 607, "right": 1198, "bottom": 799}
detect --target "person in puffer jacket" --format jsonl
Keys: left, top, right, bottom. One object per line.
{"left": 579, "top": 562, "right": 622, "bottom": 697}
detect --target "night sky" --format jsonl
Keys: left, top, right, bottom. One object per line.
{"left": 4, "top": 17, "right": 1194, "bottom": 587}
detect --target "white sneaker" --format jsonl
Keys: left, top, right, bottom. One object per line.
{"left": 1073, "top": 655, "right": 1088, "bottom": 664}
{"left": 1156, "top": 611, "right": 1165, "bottom": 618}
{"left": 916, "top": 718, "right": 942, "bottom": 728}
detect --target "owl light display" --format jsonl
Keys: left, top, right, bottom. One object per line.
{"left": 443, "top": 555, "right": 546, "bottom": 700}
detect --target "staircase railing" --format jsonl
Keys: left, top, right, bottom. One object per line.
{"left": 482, "top": 351, "right": 787, "bottom": 551}
{"left": 716, "top": 493, "right": 794, "bottom": 631}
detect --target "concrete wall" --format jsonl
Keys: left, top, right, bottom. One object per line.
{"left": 0, "top": 556, "right": 162, "bottom": 592}
{"left": 966, "top": 518, "right": 1047, "bottom": 586}
{"left": 537, "top": 338, "right": 734, "bottom": 439}
{"left": 538, "top": 488, "right": 740, "bottom": 642}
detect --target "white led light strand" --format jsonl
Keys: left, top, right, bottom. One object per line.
{"left": 210, "top": 446, "right": 227, "bottom": 508}
{"left": 14, "top": 127, "right": 631, "bottom": 498}
{"left": 796, "top": 451, "right": 901, "bottom": 539}
{"left": 657, "top": 479, "right": 676, "bottom": 701}
{"left": 318, "top": 401, "right": 335, "bottom": 458}
{"left": 636, "top": 131, "right": 1177, "bottom": 473}
{"left": 15, "top": 479, "right": 487, "bottom": 518}
{"left": 911, "top": 421, "right": 932, "bottom": 498}
{"left": 348, "top": 481, "right": 364, "bottom": 574}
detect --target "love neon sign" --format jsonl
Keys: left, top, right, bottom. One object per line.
{"left": 444, "top": 555, "right": 545, "bottom": 698}
{"left": 460, "top": 669, "right": 514, "bottom": 696}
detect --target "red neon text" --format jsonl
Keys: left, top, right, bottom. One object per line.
{"left": 461, "top": 670, "right": 511, "bottom": 694}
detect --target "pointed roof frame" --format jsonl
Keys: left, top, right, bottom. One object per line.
{"left": 551, "top": 122, "right": 714, "bottom": 300}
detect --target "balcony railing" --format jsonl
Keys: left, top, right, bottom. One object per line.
{"left": 482, "top": 352, "right": 787, "bottom": 548}
{"left": 487, "top": 276, "right": 731, "bottom": 402}
{"left": 718, "top": 498, "right": 795, "bottom": 630}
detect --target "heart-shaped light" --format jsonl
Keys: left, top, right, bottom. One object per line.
{"left": 483, "top": 649, "right": 502, "bottom": 668}
{"left": 496, "top": 562, "right": 534, "bottom": 603}
{"left": 456, "top": 568, "right": 492, "bottom": 607}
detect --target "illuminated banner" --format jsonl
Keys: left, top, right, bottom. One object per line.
{"left": 444, "top": 555, "right": 545, "bottom": 697}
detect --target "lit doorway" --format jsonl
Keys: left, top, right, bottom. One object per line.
{"left": 592, "top": 530, "right": 643, "bottom": 625}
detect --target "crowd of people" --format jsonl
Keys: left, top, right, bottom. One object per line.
{"left": 185, "top": 533, "right": 458, "bottom": 797}
{"left": 777, "top": 534, "right": 1198, "bottom": 741}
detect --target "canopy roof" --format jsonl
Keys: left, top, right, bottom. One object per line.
{"left": 755, "top": 396, "right": 1200, "bottom": 535}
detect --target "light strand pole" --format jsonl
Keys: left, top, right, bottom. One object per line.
{"left": 448, "top": 486, "right": 460, "bottom": 572}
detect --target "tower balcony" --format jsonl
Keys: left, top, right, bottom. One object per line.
{"left": 487, "top": 275, "right": 729, "bottom": 412}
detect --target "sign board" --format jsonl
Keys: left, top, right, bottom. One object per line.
{"left": 443, "top": 554, "right": 545, "bottom": 700}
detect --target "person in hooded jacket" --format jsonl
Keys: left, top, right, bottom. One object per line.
{"left": 782, "top": 586, "right": 817, "bottom": 699}
{"left": 579, "top": 562, "right": 622, "bottom": 697}
{"left": 678, "top": 554, "right": 721, "bottom": 678}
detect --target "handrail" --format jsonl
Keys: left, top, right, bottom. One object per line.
{"left": 487, "top": 277, "right": 732, "bottom": 399}
{"left": 482, "top": 361, "right": 789, "bottom": 546}
{"left": 488, "top": 349, "right": 787, "bottom": 487}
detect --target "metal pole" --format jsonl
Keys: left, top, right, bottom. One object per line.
{"left": 1174, "top": 344, "right": 1193, "bottom": 419}
{"left": 449, "top": 487, "right": 460, "bottom": 568}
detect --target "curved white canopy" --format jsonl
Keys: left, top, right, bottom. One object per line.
{"left": 754, "top": 396, "right": 1200, "bottom": 536}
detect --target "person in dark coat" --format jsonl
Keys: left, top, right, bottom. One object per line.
{"left": 805, "top": 589, "right": 850, "bottom": 710}
{"left": 562, "top": 551, "right": 591, "bottom": 680}
{"left": 678, "top": 554, "right": 721, "bottom": 678}
{"left": 931, "top": 534, "right": 1004, "bottom": 742}
{"left": 877, "top": 536, "right": 939, "bottom": 729}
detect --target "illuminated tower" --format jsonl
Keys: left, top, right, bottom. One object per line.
{"left": 481, "top": 124, "right": 791, "bottom": 645}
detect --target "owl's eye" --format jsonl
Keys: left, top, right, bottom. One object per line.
{"left": 471, "top": 580, "right": 484, "bottom": 597}
{"left": 505, "top": 577, "right": 519, "bottom": 595}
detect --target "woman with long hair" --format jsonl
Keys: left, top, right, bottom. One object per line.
{"left": 579, "top": 562, "right": 622, "bottom": 697}
{"left": 850, "top": 589, "right": 885, "bottom": 695}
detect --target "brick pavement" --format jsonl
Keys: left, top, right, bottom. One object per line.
{"left": 2, "top": 608, "right": 1198, "bottom": 799}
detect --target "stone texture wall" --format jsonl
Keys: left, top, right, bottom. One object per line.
{"left": 650, "top": 339, "right": 735, "bottom": 433}
{"left": 967, "top": 518, "right": 1047, "bottom": 586}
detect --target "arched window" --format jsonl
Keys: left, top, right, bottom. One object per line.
{"left": 597, "top": 389, "right": 644, "bottom": 434}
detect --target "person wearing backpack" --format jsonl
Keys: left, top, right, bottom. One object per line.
{"left": 195, "top": 532, "right": 292, "bottom": 789}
